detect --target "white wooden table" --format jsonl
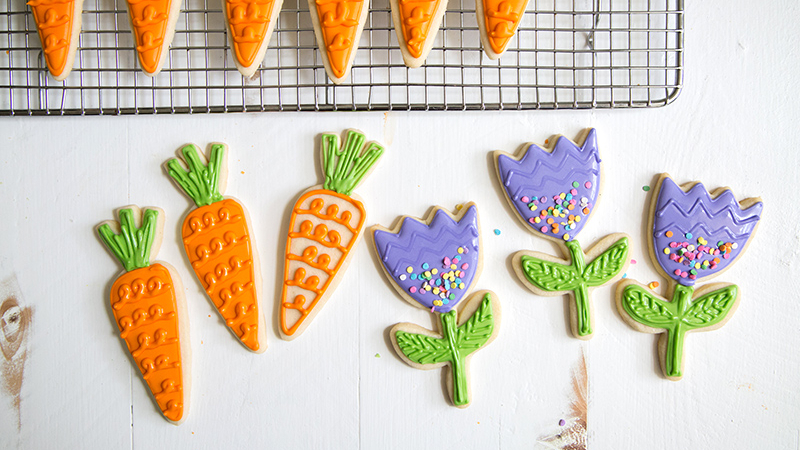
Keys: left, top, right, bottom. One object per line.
{"left": 1, "top": 1, "right": 798, "bottom": 448}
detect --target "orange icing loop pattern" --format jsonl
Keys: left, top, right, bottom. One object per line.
{"left": 281, "top": 190, "right": 365, "bottom": 335}
{"left": 482, "top": 0, "right": 527, "bottom": 54}
{"left": 28, "top": 0, "right": 75, "bottom": 76}
{"left": 397, "top": 0, "right": 441, "bottom": 58}
{"left": 314, "top": 0, "right": 365, "bottom": 77}
{"left": 125, "top": 0, "right": 174, "bottom": 72}
{"left": 181, "top": 199, "right": 260, "bottom": 351}
{"left": 225, "top": 0, "right": 277, "bottom": 65}
{"left": 110, "top": 264, "right": 184, "bottom": 422}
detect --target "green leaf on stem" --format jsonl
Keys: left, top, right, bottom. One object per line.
{"left": 520, "top": 255, "right": 579, "bottom": 292}
{"left": 583, "top": 237, "right": 629, "bottom": 286}
{"left": 455, "top": 293, "right": 494, "bottom": 356}
{"left": 395, "top": 330, "right": 452, "bottom": 365}
{"left": 681, "top": 285, "right": 738, "bottom": 328}
{"left": 620, "top": 284, "right": 678, "bottom": 328}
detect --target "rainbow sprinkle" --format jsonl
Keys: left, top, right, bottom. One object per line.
{"left": 400, "top": 246, "right": 472, "bottom": 310}
{"left": 518, "top": 180, "right": 593, "bottom": 240}
{"left": 662, "top": 231, "right": 738, "bottom": 280}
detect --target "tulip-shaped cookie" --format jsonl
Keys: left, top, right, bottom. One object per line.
{"left": 616, "top": 174, "right": 762, "bottom": 380}
{"left": 371, "top": 203, "right": 501, "bottom": 408}
{"left": 494, "top": 128, "right": 630, "bottom": 339}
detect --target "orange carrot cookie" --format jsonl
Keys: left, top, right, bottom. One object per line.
{"left": 166, "top": 143, "right": 267, "bottom": 353}
{"left": 223, "top": 0, "right": 284, "bottom": 77}
{"left": 280, "top": 130, "right": 384, "bottom": 339}
{"left": 391, "top": 0, "right": 447, "bottom": 67}
{"left": 124, "top": 0, "right": 182, "bottom": 75}
{"left": 97, "top": 206, "right": 191, "bottom": 425}
{"left": 308, "top": 0, "right": 369, "bottom": 83}
{"left": 28, "top": 0, "right": 82, "bottom": 80}
{"left": 475, "top": 0, "right": 527, "bottom": 59}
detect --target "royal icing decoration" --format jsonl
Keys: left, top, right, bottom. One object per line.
{"left": 28, "top": 0, "right": 82, "bottom": 80}
{"left": 124, "top": 0, "right": 181, "bottom": 75}
{"left": 97, "top": 207, "right": 190, "bottom": 424}
{"left": 391, "top": 0, "right": 448, "bottom": 68}
{"left": 495, "top": 128, "right": 630, "bottom": 339}
{"left": 224, "top": 0, "right": 284, "bottom": 76}
{"left": 372, "top": 203, "right": 500, "bottom": 407}
{"left": 280, "top": 130, "right": 384, "bottom": 339}
{"left": 308, "top": 0, "right": 368, "bottom": 83}
{"left": 616, "top": 174, "right": 763, "bottom": 380}
{"left": 167, "top": 143, "right": 267, "bottom": 353}
{"left": 476, "top": 0, "right": 528, "bottom": 59}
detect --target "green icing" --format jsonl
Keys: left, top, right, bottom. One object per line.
{"left": 167, "top": 144, "right": 225, "bottom": 207}
{"left": 394, "top": 293, "right": 495, "bottom": 406}
{"left": 97, "top": 208, "right": 159, "bottom": 272}
{"left": 321, "top": 130, "right": 384, "bottom": 196}
{"left": 619, "top": 283, "right": 738, "bottom": 378}
{"left": 519, "top": 236, "right": 629, "bottom": 337}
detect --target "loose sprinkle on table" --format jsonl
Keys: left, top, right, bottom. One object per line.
{"left": 643, "top": 185, "right": 651, "bottom": 191}
{"left": 494, "top": 229, "right": 501, "bottom": 235}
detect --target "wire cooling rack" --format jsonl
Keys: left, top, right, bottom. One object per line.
{"left": 0, "top": 0, "right": 682, "bottom": 114}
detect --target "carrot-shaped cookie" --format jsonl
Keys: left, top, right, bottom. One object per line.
{"left": 371, "top": 203, "right": 501, "bottom": 407}
{"left": 96, "top": 206, "right": 190, "bottom": 425}
{"left": 308, "top": 0, "right": 369, "bottom": 83}
{"left": 28, "top": 0, "right": 83, "bottom": 80}
{"left": 166, "top": 144, "right": 267, "bottom": 353}
{"left": 280, "top": 130, "right": 384, "bottom": 339}
{"left": 223, "top": 0, "right": 284, "bottom": 77}
{"left": 476, "top": 0, "right": 528, "bottom": 59}
{"left": 124, "top": 0, "right": 182, "bottom": 75}
{"left": 494, "top": 128, "right": 630, "bottom": 339}
{"left": 391, "top": 0, "right": 447, "bottom": 67}
{"left": 616, "top": 174, "right": 762, "bottom": 380}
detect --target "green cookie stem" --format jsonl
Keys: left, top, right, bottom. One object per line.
{"left": 519, "top": 236, "right": 629, "bottom": 338}
{"left": 440, "top": 310, "right": 468, "bottom": 406}
{"left": 564, "top": 240, "right": 591, "bottom": 336}
{"left": 619, "top": 282, "right": 738, "bottom": 379}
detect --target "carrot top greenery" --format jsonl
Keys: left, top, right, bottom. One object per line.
{"left": 321, "top": 130, "right": 384, "bottom": 196}
{"left": 167, "top": 144, "right": 225, "bottom": 207}
{"left": 97, "top": 208, "right": 159, "bottom": 272}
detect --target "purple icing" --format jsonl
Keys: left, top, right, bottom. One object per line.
{"left": 496, "top": 129, "right": 601, "bottom": 241}
{"left": 652, "top": 176, "right": 762, "bottom": 286}
{"left": 373, "top": 205, "right": 480, "bottom": 313}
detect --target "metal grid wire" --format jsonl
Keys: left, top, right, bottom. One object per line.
{"left": 0, "top": 0, "right": 682, "bottom": 114}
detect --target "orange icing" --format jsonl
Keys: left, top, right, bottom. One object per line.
{"left": 111, "top": 263, "right": 185, "bottom": 422}
{"left": 125, "top": 0, "right": 174, "bottom": 73}
{"left": 482, "top": 0, "right": 527, "bottom": 54}
{"left": 182, "top": 199, "right": 261, "bottom": 351}
{"left": 314, "top": 0, "right": 365, "bottom": 78}
{"left": 281, "top": 189, "right": 365, "bottom": 336}
{"left": 224, "top": 0, "right": 278, "bottom": 67}
{"left": 397, "top": 0, "right": 443, "bottom": 58}
{"left": 27, "top": 0, "right": 75, "bottom": 77}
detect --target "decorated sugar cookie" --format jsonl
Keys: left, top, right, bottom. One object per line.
{"left": 371, "top": 203, "right": 501, "bottom": 408}
{"left": 166, "top": 144, "right": 267, "bottom": 353}
{"left": 308, "top": 0, "right": 369, "bottom": 83}
{"left": 123, "top": 0, "right": 182, "bottom": 75}
{"left": 616, "top": 174, "right": 762, "bottom": 380}
{"left": 476, "top": 0, "right": 528, "bottom": 59}
{"left": 280, "top": 130, "right": 385, "bottom": 339}
{"left": 224, "top": 0, "right": 284, "bottom": 77}
{"left": 391, "top": 0, "right": 448, "bottom": 68}
{"left": 28, "top": 0, "right": 83, "bottom": 80}
{"left": 494, "top": 128, "right": 630, "bottom": 339}
{"left": 96, "top": 206, "right": 191, "bottom": 424}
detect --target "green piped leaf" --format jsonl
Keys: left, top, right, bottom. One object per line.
{"left": 681, "top": 285, "right": 738, "bottom": 328}
{"left": 97, "top": 208, "right": 159, "bottom": 272}
{"left": 321, "top": 130, "right": 384, "bottom": 196}
{"left": 620, "top": 284, "right": 678, "bottom": 328}
{"left": 167, "top": 144, "right": 225, "bottom": 207}
{"left": 395, "top": 330, "right": 452, "bottom": 365}
{"left": 583, "top": 237, "right": 629, "bottom": 286}
{"left": 455, "top": 293, "right": 494, "bottom": 356}
{"left": 519, "top": 255, "right": 579, "bottom": 292}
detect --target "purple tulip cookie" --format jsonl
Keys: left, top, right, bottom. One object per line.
{"left": 494, "top": 128, "right": 630, "bottom": 340}
{"left": 371, "top": 203, "right": 501, "bottom": 408}
{"left": 616, "top": 173, "right": 763, "bottom": 380}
